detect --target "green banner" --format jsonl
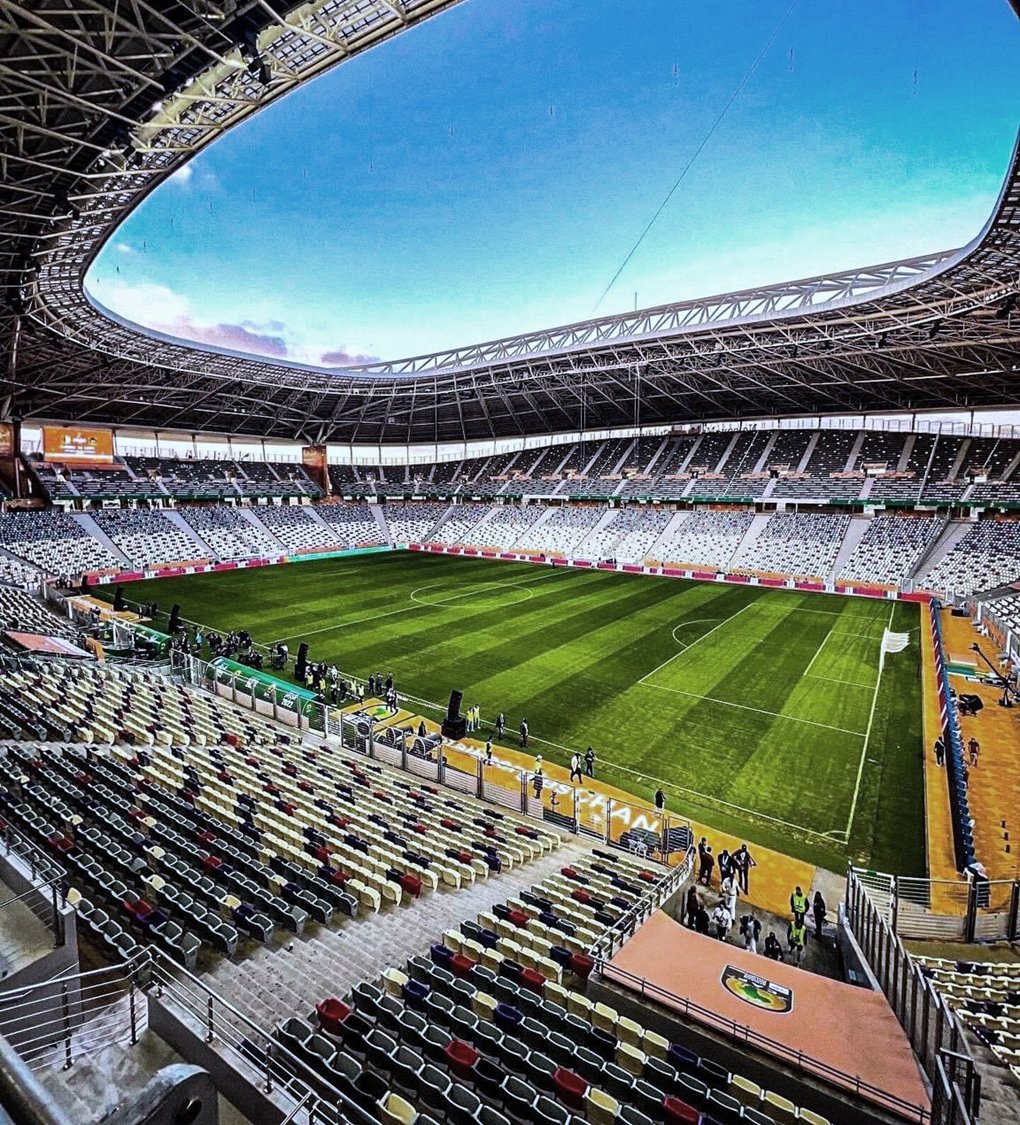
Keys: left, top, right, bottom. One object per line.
{"left": 205, "top": 656, "right": 320, "bottom": 716}
{"left": 284, "top": 545, "right": 391, "bottom": 563}
{"left": 131, "top": 623, "right": 173, "bottom": 658}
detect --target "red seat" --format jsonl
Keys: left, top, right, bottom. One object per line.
{"left": 507, "top": 909, "right": 529, "bottom": 928}
{"left": 663, "top": 1096, "right": 701, "bottom": 1124}
{"left": 552, "top": 1068, "right": 587, "bottom": 1109}
{"left": 413, "top": 824, "right": 429, "bottom": 834}
{"left": 443, "top": 1038, "right": 479, "bottom": 1080}
{"left": 639, "top": 870, "right": 657, "bottom": 883}
{"left": 520, "top": 968, "right": 545, "bottom": 995}
{"left": 571, "top": 889, "right": 592, "bottom": 905}
{"left": 450, "top": 953, "right": 477, "bottom": 979}
{"left": 399, "top": 873, "right": 423, "bottom": 899}
{"left": 201, "top": 855, "right": 222, "bottom": 873}
{"left": 569, "top": 952, "right": 595, "bottom": 980}
{"left": 315, "top": 997, "right": 352, "bottom": 1035}
{"left": 561, "top": 866, "right": 578, "bottom": 880}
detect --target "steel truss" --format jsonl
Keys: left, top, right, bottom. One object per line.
{"left": 0, "top": 0, "right": 1018, "bottom": 444}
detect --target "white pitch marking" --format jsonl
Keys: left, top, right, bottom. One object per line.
{"left": 801, "top": 629, "right": 833, "bottom": 679}
{"left": 639, "top": 602, "right": 756, "bottom": 684}
{"left": 270, "top": 566, "right": 569, "bottom": 644}
{"left": 843, "top": 601, "right": 898, "bottom": 840}
{"left": 670, "top": 618, "right": 723, "bottom": 650}
{"left": 804, "top": 673, "right": 878, "bottom": 690}
{"left": 640, "top": 680, "right": 867, "bottom": 737}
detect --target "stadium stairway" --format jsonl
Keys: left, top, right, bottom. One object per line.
{"left": 370, "top": 504, "right": 390, "bottom": 543}
{"left": 205, "top": 843, "right": 591, "bottom": 1033}
{"left": 911, "top": 519, "right": 969, "bottom": 585}
{"left": 825, "top": 516, "right": 871, "bottom": 582}
{"left": 69, "top": 513, "right": 131, "bottom": 567}
{"left": 301, "top": 504, "right": 344, "bottom": 540}
{"left": 161, "top": 509, "right": 218, "bottom": 560}
{"left": 643, "top": 512, "right": 691, "bottom": 562}
{"left": 573, "top": 509, "right": 620, "bottom": 559}
{"left": 727, "top": 512, "right": 772, "bottom": 571}
{"left": 237, "top": 507, "right": 287, "bottom": 551}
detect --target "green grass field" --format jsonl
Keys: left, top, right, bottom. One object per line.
{"left": 104, "top": 551, "right": 926, "bottom": 875}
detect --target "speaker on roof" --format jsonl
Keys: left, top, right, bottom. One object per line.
{"left": 168, "top": 604, "right": 181, "bottom": 633}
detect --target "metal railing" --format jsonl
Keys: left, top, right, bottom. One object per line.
{"left": 844, "top": 869, "right": 981, "bottom": 1125}
{"left": 0, "top": 819, "right": 67, "bottom": 950}
{"left": 146, "top": 948, "right": 369, "bottom": 1125}
{"left": 589, "top": 844, "right": 695, "bottom": 961}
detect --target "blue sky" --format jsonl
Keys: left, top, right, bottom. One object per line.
{"left": 86, "top": 0, "right": 1020, "bottom": 367}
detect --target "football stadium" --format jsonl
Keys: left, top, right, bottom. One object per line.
{"left": 0, "top": 2, "right": 1019, "bottom": 1125}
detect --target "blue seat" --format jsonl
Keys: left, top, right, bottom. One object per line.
{"left": 402, "top": 979, "right": 430, "bottom": 1007}
{"left": 493, "top": 1002, "right": 524, "bottom": 1031}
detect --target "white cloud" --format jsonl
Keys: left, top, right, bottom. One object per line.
{"left": 169, "top": 164, "right": 194, "bottom": 186}
{"left": 114, "top": 242, "right": 136, "bottom": 255}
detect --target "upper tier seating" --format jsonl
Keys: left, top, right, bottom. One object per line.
{"left": 733, "top": 513, "right": 850, "bottom": 578}
{"left": 652, "top": 511, "right": 755, "bottom": 570}
{"left": 0, "top": 511, "right": 122, "bottom": 578}
{"left": 178, "top": 505, "right": 281, "bottom": 560}
{"left": 838, "top": 516, "right": 941, "bottom": 585}
{"left": 92, "top": 509, "right": 203, "bottom": 567}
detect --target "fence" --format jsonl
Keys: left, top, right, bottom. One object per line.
{"left": 844, "top": 869, "right": 981, "bottom": 1125}
{"left": 331, "top": 703, "right": 693, "bottom": 860}
{"left": 850, "top": 867, "right": 1020, "bottom": 945}
{"left": 0, "top": 947, "right": 359, "bottom": 1125}
{"left": 0, "top": 818, "right": 67, "bottom": 954}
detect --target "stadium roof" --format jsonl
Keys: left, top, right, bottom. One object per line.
{"left": 1, "top": 0, "right": 1018, "bottom": 445}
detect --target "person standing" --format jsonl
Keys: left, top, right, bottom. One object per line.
{"left": 968, "top": 736, "right": 980, "bottom": 767}
{"left": 763, "top": 930, "right": 783, "bottom": 961}
{"left": 933, "top": 736, "right": 945, "bottom": 766}
{"left": 699, "top": 846, "right": 715, "bottom": 888}
{"left": 532, "top": 765, "right": 543, "bottom": 799}
{"left": 495, "top": 712, "right": 505, "bottom": 737}
{"left": 790, "top": 886, "right": 809, "bottom": 926}
{"left": 718, "top": 848, "right": 733, "bottom": 886}
{"left": 712, "top": 901, "right": 732, "bottom": 941}
{"left": 654, "top": 787, "right": 666, "bottom": 813}
{"left": 584, "top": 746, "right": 596, "bottom": 777}
{"left": 520, "top": 719, "right": 529, "bottom": 748}
{"left": 684, "top": 885, "right": 700, "bottom": 928}
{"left": 733, "top": 843, "right": 757, "bottom": 896}
{"left": 812, "top": 891, "right": 827, "bottom": 942}
{"left": 739, "top": 912, "right": 762, "bottom": 955}
{"left": 569, "top": 752, "right": 583, "bottom": 784}
{"left": 695, "top": 905, "right": 711, "bottom": 935}
{"left": 721, "top": 873, "right": 738, "bottom": 921}
{"left": 484, "top": 737, "right": 493, "bottom": 763}
{"left": 787, "top": 917, "right": 807, "bottom": 965}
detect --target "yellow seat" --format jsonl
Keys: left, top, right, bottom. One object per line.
{"left": 593, "top": 1001, "right": 619, "bottom": 1034}
{"left": 641, "top": 1028, "right": 668, "bottom": 1060}
{"left": 616, "top": 1040, "right": 645, "bottom": 1076}
{"left": 615, "top": 1015, "right": 642, "bottom": 1047}
{"left": 381, "top": 967, "right": 409, "bottom": 997}
{"left": 586, "top": 1086, "right": 619, "bottom": 1124}
{"left": 567, "top": 992, "right": 594, "bottom": 1018}
{"left": 544, "top": 980, "right": 569, "bottom": 1007}
{"left": 380, "top": 1091, "right": 417, "bottom": 1124}
{"left": 472, "top": 991, "right": 498, "bottom": 1020}
{"left": 764, "top": 1090, "right": 799, "bottom": 1125}
{"left": 730, "top": 1073, "right": 762, "bottom": 1106}
{"left": 798, "top": 1111, "right": 830, "bottom": 1125}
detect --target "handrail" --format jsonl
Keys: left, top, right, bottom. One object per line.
{"left": 146, "top": 949, "right": 371, "bottom": 1125}
{"left": 0, "top": 1032, "right": 71, "bottom": 1125}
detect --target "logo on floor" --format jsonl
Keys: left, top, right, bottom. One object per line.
{"left": 721, "top": 966, "right": 793, "bottom": 1014}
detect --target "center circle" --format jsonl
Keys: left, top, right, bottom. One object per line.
{"left": 410, "top": 582, "right": 536, "bottom": 609}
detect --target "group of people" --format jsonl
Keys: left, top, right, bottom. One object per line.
{"left": 366, "top": 671, "right": 399, "bottom": 713}
{"left": 568, "top": 747, "right": 597, "bottom": 782}
{"left": 696, "top": 837, "right": 757, "bottom": 895}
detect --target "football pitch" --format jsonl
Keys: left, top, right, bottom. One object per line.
{"left": 106, "top": 551, "right": 926, "bottom": 875}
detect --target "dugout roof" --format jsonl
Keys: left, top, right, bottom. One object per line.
{"left": 0, "top": 0, "right": 1018, "bottom": 444}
